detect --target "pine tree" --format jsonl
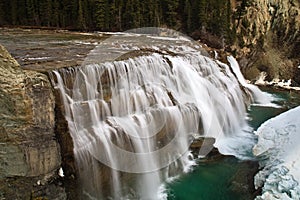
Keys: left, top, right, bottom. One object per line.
{"left": 17, "top": 0, "right": 27, "bottom": 25}
{"left": 11, "top": 0, "right": 18, "bottom": 25}
{"left": 184, "top": 0, "right": 192, "bottom": 33}
{"left": 39, "top": 0, "right": 53, "bottom": 27}
{"left": 111, "top": 0, "right": 123, "bottom": 30}
{"left": 146, "top": 0, "right": 161, "bottom": 27}
{"left": 199, "top": 0, "right": 207, "bottom": 30}
{"left": 52, "top": 0, "right": 60, "bottom": 27}
{"left": 95, "top": 0, "right": 110, "bottom": 30}
{"left": 162, "top": 0, "right": 179, "bottom": 28}
{"left": 123, "top": 0, "right": 141, "bottom": 29}
{"left": 0, "top": 0, "right": 5, "bottom": 25}
{"left": 60, "top": 0, "right": 75, "bottom": 28}
{"left": 78, "top": 0, "right": 87, "bottom": 30}
{"left": 0, "top": 0, "right": 238, "bottom": 40}
{"left": 26, "top": 0, "right": 36, "bottom": 25}
{"left": 84, "top": 0, "right": 96, "bottom": 30}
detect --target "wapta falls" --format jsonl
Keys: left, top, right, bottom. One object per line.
{"left": 50, "top": 30, "right": 270, "bottom": 199}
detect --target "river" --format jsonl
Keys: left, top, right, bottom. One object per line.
{"left": 1, "top": 28, "right": 299, "bottom": 200}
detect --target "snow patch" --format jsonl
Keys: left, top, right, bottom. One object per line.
{"left": 253, "top": 106, "right": 300, "bottom": 199}
{"left": 58, "top": 167, "right": 64, "bottom": 177}
{"left": 255, "top": 72, "right": 300, "bottom": 91}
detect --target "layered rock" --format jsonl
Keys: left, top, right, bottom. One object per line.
{"left": 0, "top": 45, "right": 66, "bottom": 199}
{"left": 233, "top": 0, "right": 300, "bottom": 85}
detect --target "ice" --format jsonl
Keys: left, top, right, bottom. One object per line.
{"left": 253, "top": 106, "right": 300, "bottom": 199}
{"left": 255, "top": 72, "right": 300, "bottom": 91}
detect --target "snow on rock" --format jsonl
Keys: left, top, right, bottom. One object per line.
{"left": 253, "top": 106, "right": 300, "bottom": 199}
{"left": 255, "top": 72, "right": 300, "bottom": 91}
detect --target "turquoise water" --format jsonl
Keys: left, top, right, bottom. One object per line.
{"left": 248, "top": 87, "right": 300, "bottom": 129}
{"left": 167, "top": 88, "right": 300, "bottom": 200}
{"left": 167, "top": 157, "right": 254, "bottom": 200}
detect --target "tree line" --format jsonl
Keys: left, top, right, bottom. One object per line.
{"left": 0, "top": 0, "right": 249, "bottom": 44}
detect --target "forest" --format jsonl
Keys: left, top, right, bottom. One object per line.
{"left": 0, "top": 0, "right": 248, "bottom": 43}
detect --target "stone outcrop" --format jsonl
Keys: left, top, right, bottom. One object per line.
{"left": 233, "top": 0, "right": 300, "bottom": 85}
{"left": 0, "top": 45, "right": 66, "bottom": 199}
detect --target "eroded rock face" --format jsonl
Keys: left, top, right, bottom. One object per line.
{"left": 0, "top": 44, "right": 65, "bottom": 199}
{"left": 234, "top": 0, "right": 300, "bottom": 85}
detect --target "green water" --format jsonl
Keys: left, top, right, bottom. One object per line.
{"left": 248, "top": 87, "right": 300, "bottom": 129}
{"left": 167, "top": 88, "right": 300, "bottom": 200}
{"left": 167, "top": 157, "right": 255, "bottom": 200}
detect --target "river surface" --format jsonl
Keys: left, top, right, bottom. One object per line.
{"left": 0, "top": 28, "right": 104, "bottom": 70}
{"left": 1, "top": 28, "right": 300, "bottom": 200}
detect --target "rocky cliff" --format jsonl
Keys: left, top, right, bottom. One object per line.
{"left": 233, "top": 0, "right": 300, "bottom": 85}
{"left": 0, "top": 44, "right": 66, "bottom": 199}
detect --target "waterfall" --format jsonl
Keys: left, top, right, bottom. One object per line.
{"left": 227, "top": 56, "right": 272, "bottom": 105}
{"left": 51, "top": 42, "right": 252, "bottom": 199}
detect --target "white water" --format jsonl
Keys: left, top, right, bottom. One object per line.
{"left": 51, "top": 35, "right": 268, "bottom": 199}
{"left": 253, "top": 106, "right": 300, "bottom": 200}
{"left": 227, "top": 56, "right": 274, "bottom": 105}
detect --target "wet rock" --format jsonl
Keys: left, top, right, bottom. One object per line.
{"left": 0, "top": 44, "right": 66, "bottom": 199}
{"left": 190, "top": 136, "right": 223, "bottom": 161}
{"left": 230, "top": 160, "right": 261, "bottom": 199}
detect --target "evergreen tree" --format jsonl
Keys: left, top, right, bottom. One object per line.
{"left": 123, "top": 0, "right": 142, "bottom": 29}
{"left": 60, "top": 0, "right": 72, "bottom": 28}
{"left": 162, "top": 0, "right": 179, "bottom": 28}
{"left": 123, "top": 0, "right": 133, "bottom": 29}
{"left": 0, "top": 0, "right": 5, "bottom": 25}
{"left": 26, "top": 0, "right": 37, "bottom": 25}
{"left": 84, "top": 0, "right": 96, "bottom": 29}
{"left": 95, "top": 0, "right": 110, "bottom": 30}
{"left": 52, "top": 0, "right": 60, "bottom": 27}
{"left": 11, "top": 0, "right": 18, "bottom": 25}
{"left": 78, "top": 0, "right": 87, "bottom": 30}
{"left": 0, "top": 0, "right": 239, "bottom": 46}
{"left": 39, "top": 0, "right": 53, "bottom": 27}
{"left": 145, "top": 0, "right": 161, "bottom": 27}
{"left": 183, "top": 0, "right": 192, "bottom": 33}
{"left": 111, "top": 0, "right": 123, "bottom": 30}
{"left": 199, "top": 0, "right": 207, "bottom": 30}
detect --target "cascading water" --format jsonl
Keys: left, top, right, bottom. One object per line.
{"left": 227, "top": 56, "right": 272, "bottom": 105}
{"left": 50, "top": 31, "right": 265, "bottom": 199}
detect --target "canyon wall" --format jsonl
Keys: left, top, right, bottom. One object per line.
{"left": 0, "top": 44, "right": 66, "bottom": 199}
{"left": 233, "top": 0, "right": 300, "bottom": 85}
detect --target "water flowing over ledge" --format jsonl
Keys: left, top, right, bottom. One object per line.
{"left": 50, "top": 32, "right": 267, "bottom": 199}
